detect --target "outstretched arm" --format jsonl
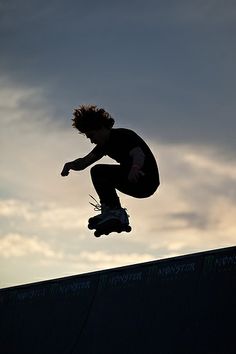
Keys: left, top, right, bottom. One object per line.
{"left": 61, "top": 152, "right": 100, "bottom": 176}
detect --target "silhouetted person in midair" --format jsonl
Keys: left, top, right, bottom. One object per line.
{"left": 61, "top": 105, "right": 160, "bottom": 230}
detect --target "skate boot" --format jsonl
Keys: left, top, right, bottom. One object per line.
{"left": 88, "top": 196, "right": 111, "bottom": 230}
{"left": 94, "top": 207, "right": 132, "bottom": 237}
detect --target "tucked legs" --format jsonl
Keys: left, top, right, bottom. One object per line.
{"left": 90, "top": 164, "right": 159, "bottom": 208}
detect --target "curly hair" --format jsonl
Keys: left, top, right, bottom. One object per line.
{"left": 72, "top": 105, "right": 115, "bottom": 133}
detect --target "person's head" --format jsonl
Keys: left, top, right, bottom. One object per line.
{"left": 72, "top": 105, "right": 115, "bottom": 145}
{"left": 72, "top": 105, "right": 114, "bottom": 133}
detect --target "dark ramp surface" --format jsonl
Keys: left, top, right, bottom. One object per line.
{"left": 0, "top": 247, "right": 235, "bottom": 354}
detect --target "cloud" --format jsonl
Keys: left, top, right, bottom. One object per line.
{"left": 1, "top": 1, "right": 236, "bottom": 155}
{"left": 183, "top": 152, "right": 236, "bottom": 180}
{"left": 0, "top": 199, "right": 89, "bottom": 231}
{"left": 0, "top": 78, "right": 94, "bottom": 203}
{"left": 74, "top": 250, "right": 154, "bottom": 269}
{"left": 168, "top": 211, "right": 209, "bottom": 230}
{"left": 1, "top": 77, "right": 236, "bottom": 287}
{"left": 0, "top": 233, "right": 63, "bottom": 259}
{"left": 0, "top": 232, "right": 154, "bottom": 287}
{"left": 1, "top": 116, "right": 235, "bottom": 251}
{"left": 162, "top": 0, "right": 236, "bottom": 25}
{"left": 123, "top": 143, "right": 236, "bottom": 252}
{"left": 0, "top": 199, "right": 34, "bottom": 220}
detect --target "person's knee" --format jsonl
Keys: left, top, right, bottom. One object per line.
{"left": 90, "top": 164, "right": 105, "bottom": 179}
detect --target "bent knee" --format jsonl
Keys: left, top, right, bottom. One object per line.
{"left": 90, "top": 164, "right": 117, "bottom": 178}
{"left": 90, "top": 164, "right": 104, "bottom": 177}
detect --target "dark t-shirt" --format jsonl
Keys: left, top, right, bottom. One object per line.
{"left": 91, "top": 128, "right": 159, "bottom": 179}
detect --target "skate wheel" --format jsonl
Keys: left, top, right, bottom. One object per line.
{"left": 126, "top": 226, "right": 132, "bottom": 232}
{"left": 94, "top": 230, "right": 101, "bottom": 237}
{"left": 88, "top": 223, "right": 94, "bottom": 230}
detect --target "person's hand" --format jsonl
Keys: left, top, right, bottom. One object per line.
{"left": 128, "top": 165, "right": 145, "bottom": 183}
{"left": 61, "top": 162, "right": 71, "bottom": 177}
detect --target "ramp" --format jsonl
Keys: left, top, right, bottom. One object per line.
{"left": 0, "top": 247, "right": 235, "bottom": 354}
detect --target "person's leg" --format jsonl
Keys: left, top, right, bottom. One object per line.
{"left": 89, "top": 163, "right": 159, "bottom": 227}
{"left": 90, "top": 163, "right": 159, "bottom": 205}
{"left": 90, "top": 164, "right": 122, "bottom": 209}
{"left": 89, "top": 164, "right": 130, "bottom": 227}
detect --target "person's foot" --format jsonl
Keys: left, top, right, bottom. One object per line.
{"left": 96, "top": 207, "right": 130, "bottom": 226}
{"left": 88, "top": 196, "right": 129, "bottom": 229}
{"left": 88, "top": 203, "right": 111, "bottom": 229}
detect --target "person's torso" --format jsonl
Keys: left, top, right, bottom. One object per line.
{"left": 92, "top": 128, "right": 159, "bottom": 176}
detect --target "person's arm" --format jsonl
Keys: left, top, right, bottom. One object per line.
{"left": 128, "top": 147, "right": 145, "bottom": 183}
{"left": 61, "top": 151, "right": 101, "bottom": 176}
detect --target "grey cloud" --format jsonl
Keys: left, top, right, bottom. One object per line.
{"left": 169, "top": 212, "right": 209, "bottom": 230}
{"left": 1, "top": 0, "right": 236, "bottom": 155}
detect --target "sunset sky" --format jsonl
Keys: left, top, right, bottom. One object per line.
{"left": 1, "top": 0, "right": 236, "bottom": 288}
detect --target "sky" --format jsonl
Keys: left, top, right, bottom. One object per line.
{"left": 0, "top": 0, "right": 236, "bottom": 288}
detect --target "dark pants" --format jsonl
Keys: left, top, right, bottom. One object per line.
{"left": 90, "top": 164, "right": 160, "bottom": 208}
